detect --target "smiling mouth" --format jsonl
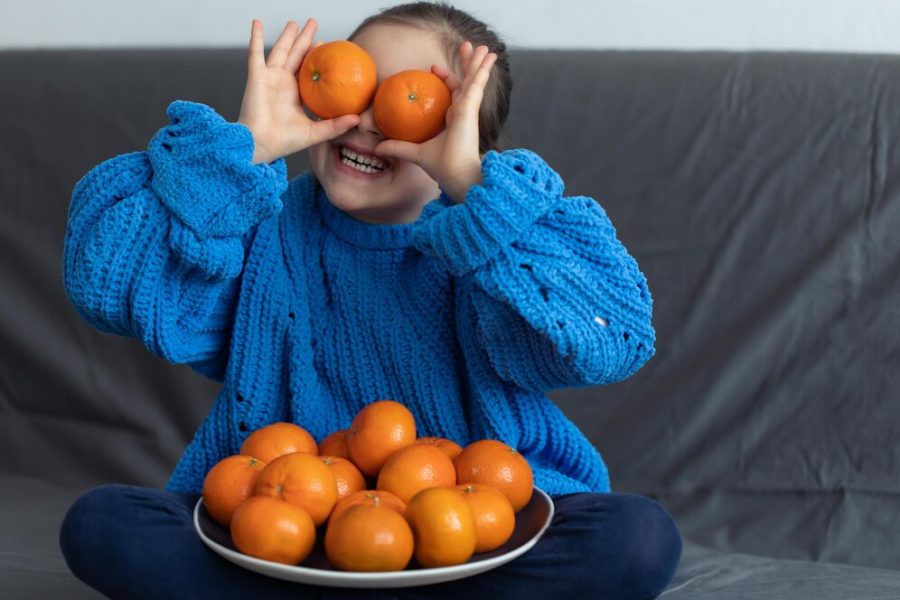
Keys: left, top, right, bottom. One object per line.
{"left": 337, "top": 145, "right": 389, "bottom": 173}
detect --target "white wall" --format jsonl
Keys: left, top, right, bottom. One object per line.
{"left": 3, "top": 0, "right": 900, "bottom": 53}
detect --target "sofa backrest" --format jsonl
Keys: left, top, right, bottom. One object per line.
{"left": 1, "top": 48, "right": 898, "bottom": 569}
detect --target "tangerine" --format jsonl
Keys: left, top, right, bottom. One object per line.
{"left": 239, "top": 422, "right": 318, "bottom": 464}
{"left": 373, "top": 69, "right": 451, "bottom": 143}
{"left": 455, "top": 483, "right": 516, "bottom": 553}
{"left": 255, "top": 452, "right": 338, "bottom": 526}
{"left": 329, "top": 489, "right": 407, "bottom": 524}
{"left": 320, "top": 455, "right": 366, "bottom": 500}
{"left": 376, "top": 444, "right": 456, "bottom": 504}
{"left": 201, "top": 454, "right": 267, "bottom": 527}
{"left": 324, "top": 496, "right": 414, "bottom": 572}
{"left": 405, "top": 486, "right": 477, "bottom": 567}
{"left": 230, "top": 496, "right": 316, "bottom": 565}
{"left": 415, "top": 436, "right": 463, "bottom": 461}
{"left": 454, "top": 439, "right": 534, "bottom": 512}
{"left": 299, "top": 40, "right": 378, "bottom": 119}
{"left": 319, "top": 429, "right": 351, "bottom": 459}
{"left": 346, "top": 399, "right": 417, "bottom": 478}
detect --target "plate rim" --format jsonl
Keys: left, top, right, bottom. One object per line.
{"left": 193, "top": 487, "right": 555, "bottom": 586}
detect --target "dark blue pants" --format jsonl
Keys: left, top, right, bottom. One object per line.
{"left": 59, "top": 484, "right": 682, "bottom": 599}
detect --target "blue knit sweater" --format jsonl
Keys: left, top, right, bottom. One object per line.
{"left": 62, "top": 100, "right": 655, "bottom": 496}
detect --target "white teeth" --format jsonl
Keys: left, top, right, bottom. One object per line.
{"left": 341, "top": 156, "right": 381, "bottom": 173}
{"left": 340, "top": 146, "right": 386, "bottom": 170}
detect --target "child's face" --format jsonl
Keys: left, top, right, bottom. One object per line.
{"left": 308, "top": 23, "right": 456, "bottom": 225}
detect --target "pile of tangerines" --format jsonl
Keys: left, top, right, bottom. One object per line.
{"left": 202, "top": 399, "right": 533, "bottom": 572}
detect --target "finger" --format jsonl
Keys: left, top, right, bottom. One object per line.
{"left": 463, "top": 44, "right": 488, "bottom": 80}
{"left": 453, "top": 53, "right": 496, "bottom": 117}
{"left": 469, "top": 52, "right": 497, "bottom": 92}
{"left": 462, "top": 53, "right": 496, "bottom": 105}
{"left": 306, "top": 114, "right": 361, "bottom": 146}
{"left": 248, "top": 19, "right": 266, "bottom": 71}
{"left": 463, "top": 45, "right": 491, "bottom": 83}
{"left": 431, "top": 64, "right": 462, "bottom": 93}
{"left": 284, "top": 18, "right": 318, "bottom": 73}
{"left": 267, "top": 20, "right": 299, "bottom": 68}
{"left": 459, "top": 40, "right": 473, "bottom": 75}
{"left": 374, "top": 139, "right": 420, "bottom": 164}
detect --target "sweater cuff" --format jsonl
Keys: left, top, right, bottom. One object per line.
{"left": 148, "top": 100, "right": 287, "bottom": 240}
{"left": 411, "top": 148, "right": 564, "bottom": 277}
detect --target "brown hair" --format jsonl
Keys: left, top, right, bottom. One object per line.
{"left": 348, "top": 1, "right": 512, "bottom": 154}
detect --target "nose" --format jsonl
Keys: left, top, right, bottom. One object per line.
{"left": 356, "top": 103, "right": 384, "bottom": 139}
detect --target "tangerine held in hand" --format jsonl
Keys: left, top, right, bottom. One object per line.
{"left": 454, "top": 439, "right": 534, "bottom": 512}
{"left": 299, "top": 40, "right": 378, "bottom": 119}
{"left": 346, "top": 399, "right": 417, "bottom": 478}
{"left": 373, "top": 69, "right": 451, "bottom": 143}
{"left": 239, "top": 422, "right": 318, "bottom": 464}
{"left": 230, "top": 495, "right": 316, "bottom": 565}
{"left": 324, "top": 496, "right": 414, "bottom": 572}
{"left": 201, "top": 454, "right": 267, "bottom": 527}
{"left": 254, "top": 452, "right": 339, "bottom": 526}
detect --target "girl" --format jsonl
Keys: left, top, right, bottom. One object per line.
{"left": 59, "top": 3, "right": 681, "bottom": 599}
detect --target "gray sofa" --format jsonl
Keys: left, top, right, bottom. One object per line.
{"left": 2, "top": 47, "right": 899, "bottom": 598}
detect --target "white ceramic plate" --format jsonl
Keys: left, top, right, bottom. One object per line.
{"left": 194, "top": 487, "right": 554, "bottom": 589}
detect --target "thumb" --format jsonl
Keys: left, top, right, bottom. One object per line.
{"left": 306, "top": 114, "right": 361, "bottom": 147}
{"left": 374, "top": 139, "right": 420, "bottom": 164}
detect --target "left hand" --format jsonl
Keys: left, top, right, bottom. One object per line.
{"left": 373, "top": 42, "right": 498, "bottom": 204}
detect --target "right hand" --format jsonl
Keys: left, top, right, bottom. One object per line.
{"left": 237, "top": 18, "right": 361, "bottom": 165}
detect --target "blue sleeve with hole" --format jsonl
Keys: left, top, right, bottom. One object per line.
{"left": 412, "top": 148, "right": 655, "bottom": 391}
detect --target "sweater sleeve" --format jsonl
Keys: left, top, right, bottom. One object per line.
{"left": 62, "top": 100, "right": 287, "bottom": 382}
{"left": 411, "top": 148, "right": 655, "bottom": 392}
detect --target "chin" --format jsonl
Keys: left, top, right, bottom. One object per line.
{"left": 308, "top": 142, "right": 439, "bottom": 221}
{"left": 324, "top": 184, "right": 375, "bottom": 211}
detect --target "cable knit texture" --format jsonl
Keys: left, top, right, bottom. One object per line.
{"left": 62, "top": 100, "right": 656, "bottom": 497}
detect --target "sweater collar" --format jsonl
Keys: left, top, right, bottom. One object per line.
{"left": 317, "top": 184, "right": 418, "bottom": 250}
